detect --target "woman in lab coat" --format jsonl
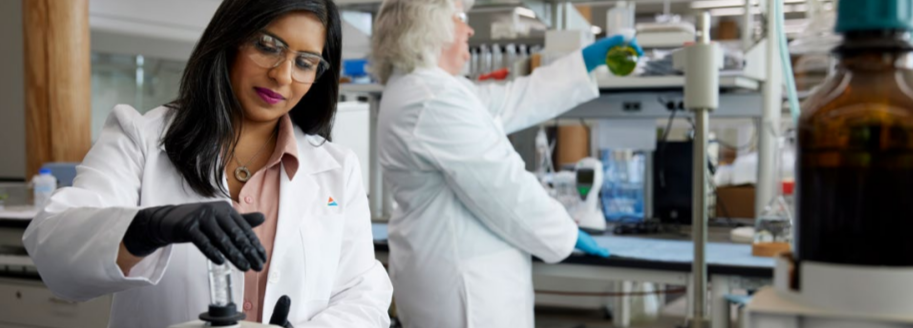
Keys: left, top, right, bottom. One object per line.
{"left": 23, "top": 0, "right": 392, "bottom": 327}
{"left": 371, "top": 0, "right": 641, "bottom": 327}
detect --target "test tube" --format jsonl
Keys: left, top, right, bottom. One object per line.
{"left": 208, "top": 260, "right": 234, "bottom": 307}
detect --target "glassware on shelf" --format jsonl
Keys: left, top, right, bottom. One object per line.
{"left": 752, "top": 181, "right": 794, "bottom": 257}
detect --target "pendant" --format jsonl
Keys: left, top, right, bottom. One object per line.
{"left": 234, "top": 166, "right": 252, "bottom": 182}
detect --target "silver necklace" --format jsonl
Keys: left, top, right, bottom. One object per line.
{"left": 233, "top": 132, "right": 275, "bottom": 182}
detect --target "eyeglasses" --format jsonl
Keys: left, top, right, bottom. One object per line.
{"left": 456, "top": 12, "right": 468, "bottom": 24}
{"left": 243, "top": 32, "right": 330, "bottom": 84}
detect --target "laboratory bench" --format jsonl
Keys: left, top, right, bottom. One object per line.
{"left": 371, "top": 222, "right": 773, "bottom": 328}
{"left": 0, "top": 208, "right": 771, "bottom": 328}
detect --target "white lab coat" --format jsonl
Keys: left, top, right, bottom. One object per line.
{"left": 23, "top": 105, "right": 393, "bottom": 328}
{"left": 377, "top": 52, "right": 599, "bottom": 328}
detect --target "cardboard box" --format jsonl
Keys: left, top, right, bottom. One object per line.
{"left": 715, "top": 185, "right": 756, "bottom": 219}
{"left": 556, "top": 125, "right": 590, "bottom": 168}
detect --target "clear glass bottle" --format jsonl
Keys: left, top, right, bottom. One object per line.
{"left": 478, "top": 44, "right": 491, "bottom": 75}
{"left": 208, "top": 260, "right": 234, "bottom": 307}
{"left": 753, "top": 181, "right": 794, "bottom": 257}
{"left": 798, "top": 1, "right": 913, "bottom": 266}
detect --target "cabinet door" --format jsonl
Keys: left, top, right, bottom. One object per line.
{"left": 0, "top": 279, "right": 111, "bottom": 328}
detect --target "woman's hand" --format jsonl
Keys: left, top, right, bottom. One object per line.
{"left": 269, "top": 295, "right": 294, "bottom": 328}
{"left": 120, "top": 201, "right": 267, "bottom": 273}
{"left": 575, "top": 229, "right": 610, "bottom": 258}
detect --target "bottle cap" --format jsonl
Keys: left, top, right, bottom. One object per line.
{"left": 836, "top": 0, "right": 913, "bottom": 33}
{"left": 782, "top": 180, "right": 795, "bottom": 196}
{"left": 39, "top": 168, "right": 52, "bottom": 175}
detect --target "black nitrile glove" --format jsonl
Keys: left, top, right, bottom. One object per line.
{"left": 269, "top": 295, "right": 294, "bottom": 328}
{"left": 123, "top": 201, "right": 268, "bottom": 271}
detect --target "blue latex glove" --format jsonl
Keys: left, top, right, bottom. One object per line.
{"left": 582, "top": 34, "right": 644, "bottom": 72}
{"left": 575, "top": 229, "right": 610, "bottom": 258}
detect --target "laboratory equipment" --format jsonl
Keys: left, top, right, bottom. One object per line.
{"left": 671, "top": 11, "right": 721, "bottom": 328}
{"left": 469, "top": 48, "right": 478, "bottom": 79}
{"left": 491, "top": 44, "right": 503, "bottom": 71}
{"left": 653, "top": 141, "right": 693, "bottom": 225}
{"left": 534, "top": 126, "right": 555, "bottom": 188}
{"left": 552, "top": 171, "right": 579, "bottom": 213}
{"left": 605, "top": 1, "right": 635, "bottom": 37}
{"left": 504, "top": 43, "right": 517, "bottom": 71}
{"left": 572, "top": 158, "right": 607, "bottom": 233}
{"left": 170, "top": 261, "right": 281, "bottom": 328}
{"left": 605, "top": 29, "right": 639, "bottom": 76}
{"left": 797, "top": 0, "right": 913, "bottom": 267}
{"left": 746, "top": 0, "right": 913, "bottom": 326}
{"left": 601, "top": 149, "right": 645, "bottom": 221}
{"left": 635, "top": 22, "right": 696, "bottom": 49}
{"left": 40, "top": 162, "right": 78, "bottom": 187}
{"left": 788, "top": 0, "right": 840, "bottom": 96}
{"left": 31, "top": 168, "right": 56, "bottom": 209}
{"left": 478, "top": 44, "right": 491, "bottom": 75}
{"left": 752, "top": 181, "right": 793, "bottom": 257}
{"left": 342, "top": 59, "right": 370, "bottom": 84}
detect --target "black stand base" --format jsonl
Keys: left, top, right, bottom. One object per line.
{"left": 199, "top": 303, "right": 246, "bottom": 327}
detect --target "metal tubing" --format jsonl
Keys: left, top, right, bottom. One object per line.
{"left": 756, "top": 0, "right": 782, "bottom": 218}
{"left": 742, "top": 0, "right": 754, "bottom": 49}
{"left": 690, "top": 11, "right": 713, "bottom": 328}
{"left": 691, "top": 109, "right": 710, "bottom": 328}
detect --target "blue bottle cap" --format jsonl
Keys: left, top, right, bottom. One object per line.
{"left": 836, "top": 0, "right": 913, "bottom": 33}
{"left": 39, "top": 168, "right": 52, "bottom": 175}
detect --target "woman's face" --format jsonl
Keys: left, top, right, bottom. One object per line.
{"left": 230, "top": 11, "right": 327, "bottom": 124}
{"left": 438, "top": 1, "right": 474, "bottom": 75}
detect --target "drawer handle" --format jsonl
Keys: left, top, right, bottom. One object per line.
{"left": 48, "top": 297, "right": 77, "bottom": 305}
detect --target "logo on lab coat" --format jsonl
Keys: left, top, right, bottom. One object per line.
{"left": 327, "top": 197, "right": 338, "bottom": 207}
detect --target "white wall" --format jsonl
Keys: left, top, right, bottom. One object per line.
{"left": 89, "top": 0, "right": 220, "bottom": 43}
{"left": 0, "top": 0, "right": 25, "bottom": 179}
{"left": 341, "top": 11, "right": 372, "bottom": 59}
{"left": 332, "top": 102, "right": 371, "bottom": 190}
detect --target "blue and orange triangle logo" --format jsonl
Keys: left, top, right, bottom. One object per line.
{"left": 327, "top": 197, "right": 338, "bottom": 207}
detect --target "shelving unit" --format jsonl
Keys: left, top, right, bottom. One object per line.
{"left": 340, "top": 71, "right": 762, "bottom": 95}
{"left": 597, "top": 73, "right": 761, "bottom": 91}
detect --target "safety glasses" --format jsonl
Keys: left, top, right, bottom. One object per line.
{"left": 243, "top": 32, "right": 330, "bottom": 84}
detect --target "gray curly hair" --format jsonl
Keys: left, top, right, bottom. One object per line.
{"left": 370, "top": 0, "right": 474, "bottom": 84}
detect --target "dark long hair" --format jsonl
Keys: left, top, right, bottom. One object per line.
{"left": 163, "top": 0, "right": 342, "bottom": 197}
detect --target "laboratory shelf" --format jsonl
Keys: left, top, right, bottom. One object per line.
{"left": 340, "top": 83, "right": 385, "bottom": 94}
{"left": 339, "top": 71, "right": 762, "bottom": 96}
{"left": 596, "top": 71, "right": 761, "bottom": 92}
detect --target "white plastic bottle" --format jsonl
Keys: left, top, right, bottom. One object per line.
{"left": 32, "top": 168, "right": 57, "bottom": 208}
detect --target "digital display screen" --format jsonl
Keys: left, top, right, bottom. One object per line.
{"left": 577, "top": 169, "right": 594, "bottom": 185}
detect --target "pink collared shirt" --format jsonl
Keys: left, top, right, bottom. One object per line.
{"left": 231, "top": 114, "right": 300, "bottom": 322}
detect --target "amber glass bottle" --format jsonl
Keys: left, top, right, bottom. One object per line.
{"left": 798, "top": 27, "right": 913, "bottom": 266}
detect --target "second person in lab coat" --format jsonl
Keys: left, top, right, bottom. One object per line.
{"left": 371, "top": 0, "right": 642, "bottom": 327}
